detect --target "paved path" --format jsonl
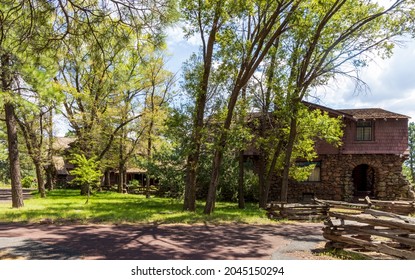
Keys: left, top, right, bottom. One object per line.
{"left": 0, "top": 222, "right": 330, "bottom": 260}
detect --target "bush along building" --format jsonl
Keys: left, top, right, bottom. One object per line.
{"left": 248, "top": 102, "right": 413, "bottom": 203}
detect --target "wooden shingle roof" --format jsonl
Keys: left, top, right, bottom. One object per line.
{"left": 52, "top": 137, "right": 76, "bottom": 151}
{"left": 337, "top": 108, "right": 410, "bottom": 120}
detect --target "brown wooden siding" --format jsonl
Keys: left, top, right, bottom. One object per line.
{"left": 315, "top": 118, "right": 409, "bottom": 155}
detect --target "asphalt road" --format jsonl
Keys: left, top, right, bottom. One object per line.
{"left": 0, "top": 222, "right": 330, "bottom": 260}
{"left": 0, "top": 189, "right": 330, "bottom": 260}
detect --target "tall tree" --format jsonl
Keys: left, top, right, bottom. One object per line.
{"left": 1, "top": 0, "right": 176, "bottom": 203}
{"left": 181, "top": 0, "right": 300, "bottom": 213}
{"left": 204, "top": 0, "right": 301, "bottom": 214}
{"left": 0, "top": 1, "right": 56, "bottom": 207}
{"left": 13, "top": 51, "right": 61, "bottom": 198}
{"left": 201, "top": 0, "right": 414, "bottom": 212}
{"left": 56, "top": 3, "right": 175, "bottom": 194}
{"left": 141, "top": 54, "right": 175, "bottom": 198}
{"left": 181, "top": 0, "right": 231, "bottom": 211}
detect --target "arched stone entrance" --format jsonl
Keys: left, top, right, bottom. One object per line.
{"left": 352, "top": 164, "right": 375, "bottom": 198}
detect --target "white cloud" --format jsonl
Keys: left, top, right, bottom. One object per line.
{"left": 311, "top": 40, "right": 415, "bottom": 121}
{"left": 165, "top": 25, "right": 200, "bottom": 73}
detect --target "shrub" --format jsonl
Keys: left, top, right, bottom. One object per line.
{"left": 69, "top": 154, "right": 103, "bottom": 196}
{"left": 22, "top": 176, "right": 36, "bottom": 188}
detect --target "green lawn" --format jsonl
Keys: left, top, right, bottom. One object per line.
{"left": 0, "top": 189, "right": 273, "bottom": 224}
{"left": 0, "top": 182, "right": 10, "bottom": 189}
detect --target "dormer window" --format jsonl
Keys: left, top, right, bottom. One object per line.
{"left": 356, "top": 120, "right": 373, "bottom": 141}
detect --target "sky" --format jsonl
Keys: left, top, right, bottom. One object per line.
{"left": 165, "top": 21, "right": 415, "bottom": 122}
{"left": 315, "top": 40, "right": 415, "bottom": 121}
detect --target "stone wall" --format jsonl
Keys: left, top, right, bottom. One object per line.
{"left": 268, "top": 154, "right": 412, "bottom": 202}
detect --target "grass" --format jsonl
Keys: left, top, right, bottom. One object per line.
{"left": 316, "top": 248, "right": 371, "bottom": 260}
{"left": 0, "top": 182, "right": 10, "bottom": 189}
{"left": 0, "top": 189, "right": 273, "bottom": 224}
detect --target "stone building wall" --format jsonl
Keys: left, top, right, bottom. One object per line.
{"left": 268, "top": 154, "right": 412, "bottom": 202}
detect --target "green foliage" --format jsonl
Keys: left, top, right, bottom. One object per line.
{"left": 402, "top": 164, "right": 413, "bottom": 185}
{"left": 252, "top": 103, "right": 344, "bottom": 182}
{"left": 144, "top": 140, "right": 186, "bottom": 198}
{"left": 69, "top": 154, "right": 103, "bottom": 191}
{"left": 21, "top": 176, "right": 36, "bottom": 189}
{"left": 0, "top": 139, "right": 9, "bottom": 184}
{"left": 129, "top": 180, "right": 141, "bottom": 189}
{"left": 288, "top": 107, "right": 343, "bottom": 180}
{"left": 140, "top": 108, "right": 191, "bottom": 198}
{"left": 317, "top": 248, "right": 370, "bottom": 260}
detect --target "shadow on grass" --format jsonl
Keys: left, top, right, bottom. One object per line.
{"left": 0, "top": 190, "right": 268, "bottom": 224}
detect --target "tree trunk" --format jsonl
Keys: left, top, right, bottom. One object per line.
{"left": 281, "top": 114, "right": 298, "bottom": 203}
{"left": 2, "top": 53, "right": 24, "bottom": 208}
{"left": 83, "top": 183, "right": 90, "bottom": 202}
{"left": 146, "top": 120, "right": 153, "bottom": 199}
{"left": 261, "top": 140, "right": 284, "bottom": 208}
{"left": 258, "top": 152, "right": 267, "bottom": 208}
{"left": 184, "top": 10, "right": 221, "bottom": 212}
{"left": 118, "top": 162, "right": 125, "bottom": 193}
{"left": 103, "top": 169, "right": 111, "bottom": 189}
{"left": 4, "top": 103, "right": 24, "bottom": 208}
{"left": 184, "top": 154, "right": 198, "bottom": 211}
{"left": 34, "top": 159, "right": 46, "bottom": 198}
{"left": 45, "top": 164, "right": 55, "bottom": 191}
{"left": 238, "top": 150, "right": 245, "bottom": 209}
{"left": 45, "top": 108, "right": 55, "bottom": 191}
{"left": 118, "top": 129, "right": 125, "bottom": 193}
{"left": 204, "top": 82, "right": 242, "bottom": 214}
{"left": 204, "top": 146, "right": 224, "bottom": 214}
{"left": 145, "top": 172, "right": 151, "bottom": 198}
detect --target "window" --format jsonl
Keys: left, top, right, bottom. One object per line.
{"left": 356, "top": 121, "right": 373, "bottom": 141}
{"left": 296, "top": 161, "right": 321, "bottom": 182}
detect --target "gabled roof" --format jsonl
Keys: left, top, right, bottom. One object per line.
{"left": 249, "top": 102, "right": 409, "bottom": 121}
{"left": 337, "top": 108, "right": 410, "bottom": 120}
{"left": 302, "top": 101, "right": 354, "bottom": 119}
{"left": 52, "top": 137, "right": 76, "bottom": 151}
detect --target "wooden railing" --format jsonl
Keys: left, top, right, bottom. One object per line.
{"left": 360, "top": 198, "right": 415, "bottom": 215}
{"left": 128, "top": 185, "right": 158, "bottom": 195}
{"left": 266, "top": 202, "right": 329, "bottom": 221}
{"left": 315, "top": 197, "right": 415, "bottom": 215}
{"left": 267, "top": 197, "right": 415, "bottom": 259}
{"left": 323, "top": 209, "right": 415, "bottom": 259}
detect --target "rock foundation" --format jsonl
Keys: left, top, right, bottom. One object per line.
{"left": 269, "top": 154, "right": 412, "bottom": 202}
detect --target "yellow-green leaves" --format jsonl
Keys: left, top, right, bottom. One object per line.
{"left": 70, "top": 154, "right": 103, "bottom": 188}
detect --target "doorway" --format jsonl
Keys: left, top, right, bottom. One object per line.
{"left": 352, "top": 164, "right": 375, "bottom": 197}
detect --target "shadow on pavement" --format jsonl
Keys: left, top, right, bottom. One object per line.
{"left": 0, "top": 222, "right": 324, "bottom": 260}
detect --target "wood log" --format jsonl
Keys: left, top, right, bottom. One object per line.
{"left": 347, "top": 227, "right": 415, "bottom": 248}
{"left": 315, "top": 198, "right": 368, "bottom": 209}
{"left": 364, "top": 209, "right": 415, "bottom": 224}
{"left": 329, "top": 212, "right": 415, "bottom": 232}
{"left": 283, "top": 215, "right": 326, "bottom": 221}
{"left": 339, "top": 226, "right": 413, "bottom": 236}
{"left": 323, "top": 231, "right": 415, "bottom": 259}
{"left": 281, "top": 209, "right": 327, "bottom": 215}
